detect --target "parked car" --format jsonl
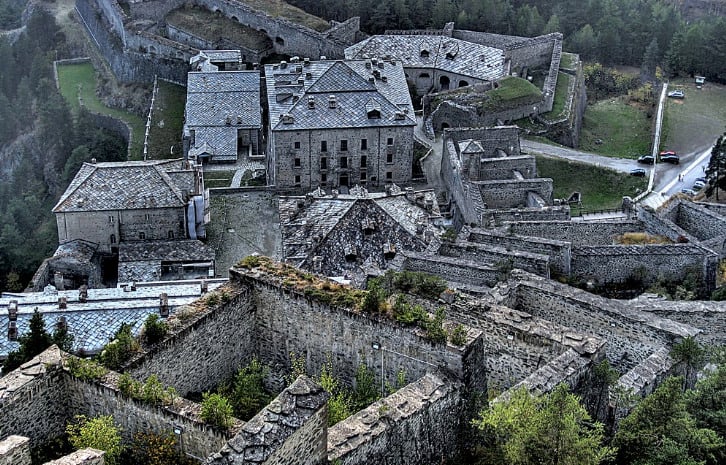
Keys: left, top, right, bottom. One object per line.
{"left": 695, "top": 177, "right": 707, "bottom": 184}
{"left": 668, "top": 90, "right": 685, "bottom": 99}
{"left": 693, "top": 180, "right": 706, "bottom": 190}
{"left": 630, "top": 168, "right": 647, "bottom": 177}
{"left": 659, "top": 154, "right": 680, "bottom": 164}
{"left": 637, "top": 155, "right": 655, "bottom": 164}
{"left": 681, "top": 188, "right": 697, "bottom": 196}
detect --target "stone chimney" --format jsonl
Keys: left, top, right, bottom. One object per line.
{"left": 54, "top": 271, "right": 65, "bottom": 291}
{"left": 78, "top": 285, "right": 88, "bottom": 303}
{"left": 58, "top": 297, "right": 67, "bottom": 309}
{"left": 8, "top": 300, "right": 18, "bottom": 321}
{"left": 159, "top": 293, "right": 169, "bottom": 317}
{"left": 7, "top": 320, "right": 17, "bottom": 341}
{"left": 200, "top": 279, "right": 208, "bottom": 294}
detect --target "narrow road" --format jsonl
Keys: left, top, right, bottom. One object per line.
{"left": 520, "top": 139, "right": 636, "bottom": 173}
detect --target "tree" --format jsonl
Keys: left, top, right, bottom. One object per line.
{"left": 201, "top": 392, "right": 234, "bottom": 429}
{"left": 614, "top": 376, "right": 723, "bottom": 465}
{"left": 52, "top": 320, "right": 75, "bottom": 352}
{"left": 671, "top": 336, "right": 706, "bottom": 390}
{"left": 141, "top": 313, "right": 168, "bottom": 346}
{"left": 686, "top": 363, "right": 726, "bottom": 463}
{"left": 122, "top": 431, "right": 197, "bottom": 465}
{"left": 66, "top": 415, "right": 123, "bottom": 465}
{"left": 225, "top": 358, "right": 271, "bottom": 420}
{"left": 99, "top": 322, "right": 140, "bottom": 370}
{"left": 473, "top": 384, "right": 614, "bottom": 465}
{"left": 3, "top": 308, "right": 52, "bottom": 372}
{"left": 706, "top": 133, "right": 726, "bottom": 200}
{"left": 641, "top": 37, "right": 660, "bottom": 81}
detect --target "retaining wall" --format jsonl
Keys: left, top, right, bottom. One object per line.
{"left": 478, "top": 178, "right": 553, "bottom": 208}
{"left": 439, "top": 241, "right": 551, "bottom": 278}
{"left": 505, "top": 220, "right": 642, "bottom": 245}
{"left": 401, "top": 251, "right": 500, "bottom": 288}
{"left": 466, "top": 228, "right": 571, "bottom": 274}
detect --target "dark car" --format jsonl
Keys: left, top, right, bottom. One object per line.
{"left": 630, "top": 168, "right": 647, "bottom": 177}
{"left": 637, "top": 155, "right": 655, "bottom": 164}
{"left": 660, "top": 154, "right": 680, "bottom": 164}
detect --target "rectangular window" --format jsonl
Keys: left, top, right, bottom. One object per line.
{"left": 321, "top": 141, "right": 327, "bottom": 152}
{"left": 139, "top": 231, "right": 146, "bottom": 240}
{"left": 360, "top": 171, "right": 367, "bottom": 181}
{"left": 387, "top": 137, "right": 394, "bottom": 146}
{"left": 340, "top": 139, "right": 348, "bottom": 151}
{"left": 294, "top": 158, "right": 301, "bottom": 167}
{"left": 360, "top": 156, "right": 367, "bottom": 168}
{"left": 386, "top": 171, "right": 393, "bottom": 180}
{"left": 294, "top": 175, "right": 301, "bottom": 185}
{"left": 321, "top": 173, "right": 327, "bottom": 184}
{"left": 294, "top": 141, "right": 301, "bottom": 149}
{"left": 340, "top": 157, "right": 348, "bottom": 168}
{"left": 320, "top": 157, "right": 327, "bottom": 170}
{"left": 386, "top": 152, "right": 394, "bottom": 164}
{"left": 361, "top": 138, "right": 368, "bottom": 150}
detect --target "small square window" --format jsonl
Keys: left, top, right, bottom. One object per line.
{"left": 340, "top": 157, "right": 348, "bottom": 168}
{"left": 294, "top": 158, "right": 301, "bottom": 167}
{"left": 386, "top": 153, "right": 393, "bottom": 164}
{"left": 386, "top": 171, "right": 393, "bottom": 180}
{"left": 294, "top": 175, "right": 301, "bottom": 185}
{"left": 320, "top": 157, "right": 327, "bottom": 170}
{"left": 361, "top": 139, "right": 368, "bottom": 150}
{"left": 294, "top": 141, "right": 301, "bottom": 149}
{"left": 387, "top": 137, "right": 394, "bottom": 146}
{"left": 340, "top": 140, "right": 348, "bottom": 151}
{"left": 321, "top": 141, "right": 327, "bottom": 152}
{"left": 139, "top": 231, "right": 146, "bottom": 240}
{"left": 360, "top": 156, "right": 367, "bottom": 168}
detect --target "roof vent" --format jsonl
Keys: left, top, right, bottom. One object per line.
{"left": 305, "top": 72, "right": 312, "bottom": 80}
{"left": 91, "top": 158, "right": 97, "bottom": 164}
{"left": 237, "top": 115, "right": 243, "bottom": 125}
{"left": 159, "top": 293, "right": 169, "bottom": 317}
{"left": 368, "top": 77, "right": 375, "bottom": 83}
{"left": 7, "top": 300, "right": 18, "bottom": 321}
{"left": 280, "top": 61, "right": 288, "bottom": 69}
{"left": 78, "top": 285, "right": 88, "bottom": 303}
{"left": 395, "top": 111, "right": 405, "bottom": 120}
{"left": 290, "top": 56, "right": 300, "bottom": 63}
{"left": 281, "top": 114, "right": 295, "bottom": 124}
{"left": 58, "top": 297, "right": 67, "bottom": 309}
{"left": 365, "top": 60, "right": 371, "bottom": 69}
{"left": 381, "top": 76, "right": 388, "bottom": 83}
{"left": 303, "top": 57, "right": 310, "bottom": 66}
{"left": 328, "top": 95, "right": 337, "bottom": 109}
{"left": 308, "top": 96, "right": 315, "bottom": 109}
{"left": 372, "top": 58, "right": 378, "bottom": 66}
{"left": 297, "top": 78, "right": 304, "bottom": 85}
{"left": 8, "top": 321, "right": 17, "bottom": 341}
{"left": 225, "top": 115, "right": 232, "bottom": 125}
{"left": 56, "top": 316, "right": 68, "bottom": 332}
{"left": 320, "top": 55, "right": 327, "bottom": 60}
{"left": 373, "top": 69, "right": 381, "bottom": 79}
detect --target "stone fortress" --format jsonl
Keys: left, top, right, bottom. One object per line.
{"left": 2, "top": 0, "right": 726, "bottom": 463}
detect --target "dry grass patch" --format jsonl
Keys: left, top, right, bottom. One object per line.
{"left": 615, "top": 232, "right": 672, "bottom": 245}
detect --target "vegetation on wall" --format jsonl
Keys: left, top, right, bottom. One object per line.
{"left": 2, "top": 308, "right": 76, "bottom": 373}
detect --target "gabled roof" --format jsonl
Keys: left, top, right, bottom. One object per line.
{"left": 53, "top": 160, "right": 191, "bottom": 213}
{"left": 265, "top": 59, "right": 416, "bottom": 132}
{"left": 185, "top": 71, "right": 261, "bottom": 129}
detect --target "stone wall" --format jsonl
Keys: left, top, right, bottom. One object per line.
{"left": 506, "top": 33, "right": 562, "bottom": 71}
{"left": 91, "top": 113, "right": 132, "bottom": 160}
{"left": 672, "top": 201, "right": 726, "bottom": 243}
{"left": 0, "top": 347, "right": 69, "bottom": 446}
{"left": 504, "top": 348, "right": 597, "bottom": 398}
{"left": 328, "top": 373, "right": 464, "bottom": 465}
{"left": 0, "top": 436, "right": 30, "bottom": 465}
{"left": 127, "top": 284, "right": 255, "bottom": 395}
{"left": 466, "top": 228, "right": 571, "bottom": 274}
{"left": 505, "top": 220, "right": 642, "bottom": 245}
{"left": 571, "top": 244, "right": 719, "bottom": 296}
{"left": 478, "top": 156, "right": 536, "bottom": 180}
{"left": 633, "top": 299, "right": 726, "bottom": 346}
{"left": 477, "top": 178, "right": 553, "bottom": 209}
{"left": 430, "top": 96, "right": 543, "bottom": 132}
{"left": 44, "top": 449, "right": 105, "bottom": 465}
{"left": 481, "top": 206, "right": 570, "bottom": 225}
{"left": 439, "top": 241, "right": 551, "bottom": 278}
{"left": 401, "top": 251, "right": 500, "bottom": 288}
{"left": 207, "top": 376, "right": 328, "bottom": 465}
{"left": 637, "top": 206, "right": 695, "bottom": 243}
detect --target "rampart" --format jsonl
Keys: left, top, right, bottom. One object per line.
{"left": 633, "top": 299, "right": 726, "bottom": 346}
{"left": 636, "top": 205, "right": 696, "bottom": 243}
{"left": 0, "top": 436, "right": 31, "bottom": 465}
{"left": 466, "top": 228, "right": 571, "bottom": 274}
{"left": 401, "top": 251, "right": 500, "bottom": 288}
{"left": 481, "top": 206, "right": 571, "bottom": 225}
{"left": 477, "top": 178, "right": 553, "bottom": 208}
{"left": 439, "top": 241, "right": 551, "bottom": 278}
{"left": 478, "top": 156, "right": 537, "bottom": 180}
{"left": 664, "top": 200, "right": 726, "bottom": 248}
{"left": 505, "top": 219, "right": 643, "bottom": 245}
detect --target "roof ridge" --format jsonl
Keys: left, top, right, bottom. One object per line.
{"left": 154, "top": 165, "right": 187, "bottom": 204}
{"left": 52, "top": 163, "right": 97, "bottom": 212}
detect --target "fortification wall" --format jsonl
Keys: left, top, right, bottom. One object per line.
{"left": 94, "top": 0, "right": 126, "bottom": 40}
{"left": 481, "top": 206, "right": 570, "bottom": 225}
{"left": 444, "top": 126, "right": 521, "bottom": 149}
{"left": 505, "top": 220, "right": 642, "bottom": 245}
{"left": 430, "top": 98, "right": 542, "bottom": 133}
{"left": 673, "top": 201, "right": 726, "bottom": 242}
{"left": 500, "top": 273, "right": 698, "bottom": 373}
{"left": 507, "top": 34, "right": 561, "bottom": 70}
{"left": 637, "top": 206, "right": 695, "bottom": 242}
{"left": 0, "top": 348, "right": 69, "bottom": 446}
{"left": 440, "top": 139, "right": 483, "bottom": 226}
{"left": 127, "top": 284, "right": 255, "bottom": 395}
{"left": 571, "top": 244, "right": 718, "bottom": 296}
{"left": 91, "top": 113, "right": 132, "bottom": 159}
{"left": 633, "top": 299, "right": 726, "bottom": 346}
{"left": 466, "top": 229, "right": 571, "bottom": 274}
{"left": 65, "top": 375, "right": 229, "bottom": 459}
{"left": 506, "top": 348, "right": 595, "bottom": 397}
{"left": 0, "top": 436, "right": 30, "bottom": 465}
{"left": 439, "top": 241, "right": 551, "bottom": 278}
{"left": 701, "top": 201, "right": 726, "bottom": 217}
{"left": 478, "top": 178, "right": 553, "bottom": 208}
{"left": 328, "top": 373, "right": 464, "bottom": 465}
{"left": 478, "top": 156, "right": 536, "bottom": 180}
{"left": 401, "top": 251, "right": 500, "bottom": 287}
{"left": 243, "top": 273, "right": 487, "bottom": 393}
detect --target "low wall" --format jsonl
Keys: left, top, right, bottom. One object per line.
{"left": 478, "top": 156, "right": 537, "bottom": 180}
{"left": 0, "top": 436, "right": 30, "bottom": 465}
{"left": 45, "top": 449, "right": 105, "bottom": 465}
{"left": 481, "top": 206, "right": 570, "bottom": 225}
{"left": 328, "top": 373, "right": 464, "bottom": 465}
{"left": 478, "top": 178, "right": 553, "bottom": 208}
{"left": 439, "top": 241, "right": 551, "bottom": 278}
{"left": 127, "top": 284, "right": 255, "bottom": 396}
{"left": 506, "top": 219, "right": 643, "bottom": 245}
{"left": 401, "top": 251, "right": 500, "bottom": 288}
{"left": 466, "top": 229, "right": 571, "bottom": 274}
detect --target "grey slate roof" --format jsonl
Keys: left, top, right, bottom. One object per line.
{"left": 265, "top": 59, "right": 416, "bottom": 132}
{"left": 53, "top": 160, "right": 192, "bottom": 213}
{"left": 345, "top": 35, "right": 506, "bottom": 82}
{"left": 0, "top": 280, "right": 226, "bottom": 358}
{"left": 119, "top": 240, "right": 215, "bottom": 262}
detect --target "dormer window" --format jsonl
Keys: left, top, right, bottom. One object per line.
{"left": 420, "top": 49, "right": 430, "bottom": 58}
{"left": 367, "top": 109, "right": 381, "bottom": 119}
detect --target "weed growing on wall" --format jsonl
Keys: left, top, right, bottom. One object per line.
{"left": 141, "top": 314, "right": 168, "bottom": 346}
{"left": 117, "top": 373, "right": 176, "bottom": 406}
{"left": 67, "top": 415, "right": 123, "bottom": 465}
{"left": 65, "top": 356, "right": 108, "bottom": 381}
{"left": 201, "top": 392, "right": 234, "bottom": 429}
{"left": 99, "top": 323, "right": 140, "bottom": 371}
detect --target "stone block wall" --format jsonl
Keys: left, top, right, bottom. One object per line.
{"left": 633, "top": 299, "right": 726, "bottom": 346}
{"left": 504, "top": 348, "right": 597, "bottom": 398}
{"left": 673, "top": 201, "right": 726, "bottom": 242}
{"left": 401, "top": 251, "right": 500, "bottom": 288}
{"left": 478, "top": 156, "right": 536, "bottom": 181}
{"left": 127, "top": 284, "right": 255, "bottom": 395}
{"left": 478, "top": 178, "right": 553, "bottom": 208}
{"left": 505, "top": 220, "right": 642, "bottom": 245}
{"left": 44, "top": 449, "right": 105, "bottom": 465}
{"left": 466, "top": 228, "right": 571, "bottom": 274}
{"left": 506, "top": 33, "right": 561, "bottom": 71}
{"left": 439, "top": 240, "right": 551, "bottom": 278}
{"left": 328, "top": 373, "right": 464, "bottom": 465}
{"left": 0, "top": 435, "right": 31, "bottom": 465}
{"left": 637, "top": 206, "right": 695, "bottom": 243}
{"left": 481, "top": 206, "right": 570, "bottom": 225}
{"left": 208, "top": 376, "right": 329, "bottom": 465}
{"left": 444, "top": 127, "right": 521, "bottom": 153}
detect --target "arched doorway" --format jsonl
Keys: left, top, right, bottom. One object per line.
{"left": 439, "top": 75, "right": 450, "bottom": 90}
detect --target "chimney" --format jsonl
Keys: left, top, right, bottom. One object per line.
{"left": 8, "top": 321, "right": 17, "bottom": 341}
{"left": 280, "top": 61, "right": 288, "bottom": 69}
{"left": 304, "top": 57, "right": 310, "bottom": 66}
{"left": 365, "top": 60, "right": 371, "bottom": 69}
{"left": 54, "top": 271, "right": 65, "bottom": 291}
{"left": 91, "top": 158, "right": 97, "bottom": 164}
{"left": 290, "top": 56, "right": 300, "bottom": 63}
{"left": 394, "top": 111, "right": 405, "bottom": 120}
{"left": 200, "top": 280, "right": 208, "bottom": 294}
{"left": 225, "top": 115, "right": 232, "bottom": 125}
{"left": 305, "top": 72, "right": 312, "bottom": 80}
{"left": 78, "top": 285, "right": 88, "bottom": 303}
{"left": 159, "top": 293, "right": 169, "bottom": 317}
{"left": 8, "top": 300, "right": 18, "bottom": 321}
{"left": 56, "top": 316, "right": 68, "bottom": 332}
{"left": 58, "top": 297, "right": 67, "bottom": 309}
{"left": 328, "top": 95, "right": 337, "bottom": 109}
{"left": 320, "top": 55, "right": 327, "bottom": 60}
{"left": 381, "top": 75, "right": 388, "bottom": 83}
{"left": 237, "top": 115, "right": 243, "bottom": 125}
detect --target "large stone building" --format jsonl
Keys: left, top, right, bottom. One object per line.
{"left": 265, "top": 58, "right": 417, "bottom": 191}
{"left": 183, "top": 68, "right": 262, "bottom": 163}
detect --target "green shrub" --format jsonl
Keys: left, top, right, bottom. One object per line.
{"left": 201, "top": 392, "right": 234, "bottom": 429}
{"left": 391, "top": 295, "right": 427, "bottom": 325}
{"left": 117, "top": 373, "right": 175, "bottom": 406}
{"left": 205, "top": 293, "right": 220, "bottom": 307}
{"left": 449, "top": 324, "right": 468, "bottom": 346}
{"left": 224, "top": 358, "right": 272, "bottom": 420}
{"left": 142, "top": 314, "right": 168, "bottom": 346}
{"left": 238, "top": 255, "right": 262, "bottom": 268}
{"left": 712, "top": 285, "right": 726, "bottom": 301}
{"left": 424, "top": 308, "right": 447, "bottom": 344}
{"left": 118, "top": 373, "right": 141, "bottom": 399}
{"left": 99, "top": 323, "right": 140, "bottom": 371}
{"left": 353, "top": 362, "right": 379, "bottom": 411}
{"left": 122, "top": 431, "right": 197, "bottom": 465}
{"left": 66, "top": 356, "right": 108, "bottom": 381}
{"left": 66, "top": 415, "right": 123, "bottom": 465}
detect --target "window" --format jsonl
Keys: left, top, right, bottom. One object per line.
{"left": 340, "top": 139, "right": 348, "bottom": 151}
{"left": 108, "top": 215, "right": 114, "bottom": 224}
{"left": 321, "top": 173, "right": 327, "bottom": 184}
{"left": 294, "top": 158, "right": 301, "bottom": 167}
{"left": 339, "top": 175, "right": 349, "bottom": 186}
{"left": 294, "top": 175, "right": 301, "bottom": 185}
{"left": 360, "top": 172, "right": 367, "bottom": 181}
{"left": 110, "top": 234, "right": 116, "bottom": 244}
{"left": 294, "top": 141, "right": 301, "bottom": 149}
{"left": 360, "top": 156, "right": 367, "bottom": 168}
{"left": 386, "top": 171, "right": 392, "bottom": 180}
{"left": 320, "top": 157, "right": 327, "bottom": 170}
{"left": 361, "top": 138, "right": 368, "bottom": 150}
{"left": 386, "top": 152, "right": 394, "bottom": 164}
{"left": 387, "top": 137, "right": 394, "bottom": 146}
{"left": 321, "top": 140, "right": 327, "bottom": 152}
{"left": 168, "top": 230, "right": 174, "bottom": 239}
{"left": 144, "top": 213, "right": 150, "bottom": 222}
{"left": 139, "top": 232, "right": 146, "bottom": 240}
{"left": 340, "top": 157, "right": 348, "bottom": 168}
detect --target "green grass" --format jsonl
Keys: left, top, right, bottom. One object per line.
{"left": 546, "top": 72, "right": 570, "bottom": 120}
{"left": 432, "top": 76, "right": 541, "bottom": 112}
{"left": 166, "top": 6, "right": 272, "bottom": 50}
{"left": 559, "top": 53, "right": 576, "bottom": 70}
{"left": 242, "top": 0, "right": 330, "bottom": 32}
{"left": 204, "top": 170, "right": 235, "bottom": 188}
{"left": 56, "top": 62, "right": 145, "bottom": 158}
{"left": 536, "top": 155, "right": 647, "bottom": 210}
{"left": 578, "top": 97, "right": 652, "bottom": 158}
{"left": 147, "top": 81, "right": 186, "bottom": 159}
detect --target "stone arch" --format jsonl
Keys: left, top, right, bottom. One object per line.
{"left": 231, "top": 15, "right": 239, "bottom": 22}
{"left": 276, "top": 36, "right": 285, "bottom": 46}
{"left": 458, "top": 80, "right": 469, "bottom": 87}
{"left": 439, "top": 75, "right": 450, "bottom": 90}
{"left": 441, "top": 122, "right": 450, "bottom": 130}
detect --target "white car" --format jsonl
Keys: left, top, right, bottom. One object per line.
{"left": 668, "top": 90, "right": 685, "bottom": 99}
{"left": 693, "top": 180, "right": 706, "bottom": 190}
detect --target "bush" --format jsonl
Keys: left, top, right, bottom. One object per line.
{"left": 712, "top": 285, "right": 726, "bottom": 301}
{"left": 224, "top": 358, "right": 272, "bottom": 420}
{"left": 449, "top": 324, "right": 468, "bottom": 346}
{"left": 117, "top": 373, "right": 176, "bottom": 406}
{"left": 424, "top": 308, "right": 447, "bottom": 344}
{"left": 122, "top": 431, "right": 197, "bottom": 465}
{"left": 66, "top": 356, "right": 108, "bottom": 381}
{"left": 142, "top": 314, "right": 168, "bottom": 346}
{"left": 99, "top": 323, "right": 140, "bottom": 371}
{"left": 201, "top": 392, "right": 234, "bottom": 429}
{"left": 66, "top": 415, "right": 123, "bottom": 465}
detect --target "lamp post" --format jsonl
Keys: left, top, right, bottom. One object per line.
{"left": 173, "top": 424, "right": 184, "bottom": 453}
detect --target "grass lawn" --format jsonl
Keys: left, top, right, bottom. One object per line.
{"left": 56, "top": 62, "right": 145, "bottom": 158}
{"left": 147, "top": 81, "right": 186, "bottom": 160}
{"left": 579, "top": 97, "right": 652, "bottom": 158}
{"left": 536, "top": 155, "right": 647, "bottom": 211}
{"left": 559, "top": 53, "right": 576, "bottom": 70}
{"left": 545, "top": 72, "right": 570, "bottom": 120}
{"left": 662, "top": 78, "right": 726, "bottom": 154}
{"left": 204, "top": 170, "right": 235, "bottom": 188}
